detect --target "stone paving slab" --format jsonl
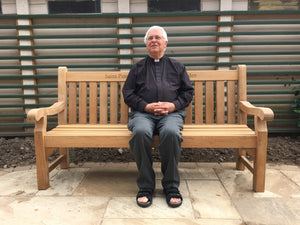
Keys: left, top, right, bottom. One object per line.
{"left": 0, "top": 163, "right": 299, "bottom": 225}
{"left": 188, "top": 180, "right": 241, "bottom": 220}
{"left": 0, "top": 196, "right": 109, "bottom": 225}
{"left": 37, "top": 168, "right": 89, "bottom": 196}
{"left": 101, "top": 218, "right": 245, "bottom": 225}
{"left": 0, "top": 169, "right": 38, "bottom": 196}
{"left": 74, "top": 167, "right": 138, "bottom": 197}
{"left": 232, "top": 198, "right": 300, "bottom": 225}
{"left": 104, "top": 197, "right": 194, "bottom": 219}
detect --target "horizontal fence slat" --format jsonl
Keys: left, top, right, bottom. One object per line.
{"left": 1, "top": 41, "right": 300, "bottom": 50}
{"left": 0, "top": 84, "right": 57, "bottom": 89}
{"left": 0, "top": 10, "right": 299, "bottom": 19}
{"left": 1, "top": 61, "right": 300, "bottom": 70}
{"left": 1, "top": 20, "right": 300, "bottom": 30}
{"left": 1, "top": 31, "right": 300, "bottom": 40}
{"left": 1, "top": 51, "right": 300, "bottom": 60}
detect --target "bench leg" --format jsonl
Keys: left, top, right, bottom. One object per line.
{"left": 236, "top": 148, "right": 246, "bottom": 170}
{"left": 253, "top": 132, "right": 267, "bottom": 192}
{"left": 34, "top": 117, "right": 50, "bottom": 190}
{"left": 59, "top": 148, "right": 70, "bottom": 169}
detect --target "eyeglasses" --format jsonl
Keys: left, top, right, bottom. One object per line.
{"left": 147, "top": 35, "right": 163, "bottom": 41}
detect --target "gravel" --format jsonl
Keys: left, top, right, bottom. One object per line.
{"left": 0, "top": 136, "right": 299, "bottom": 169}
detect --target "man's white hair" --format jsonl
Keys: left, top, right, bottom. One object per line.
{"left": 144, "top": 26, "right": 168, "bottom": 44}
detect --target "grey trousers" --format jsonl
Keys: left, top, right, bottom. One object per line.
{"left": 128, "top": 110, "right": 186, "bottom": 191}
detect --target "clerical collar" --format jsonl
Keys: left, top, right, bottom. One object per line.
{"left": 154, "top": 59, "right": 160, "bottom": 62}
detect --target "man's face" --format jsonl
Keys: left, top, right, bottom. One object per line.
{"left": 146, "top": 28, "right": 168, "bottom": 59}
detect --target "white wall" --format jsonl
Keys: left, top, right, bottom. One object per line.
{"left": 130, "top": 0, "right": 147, "bottom": 13}
{"left": 102, "top": 0, "right": 118, "bottom": 13}
{"left": 29, "top": 0, "right": 48, "bottom": 14}
{"left": 1, "top": 0, "right": 17, "bottom": 14}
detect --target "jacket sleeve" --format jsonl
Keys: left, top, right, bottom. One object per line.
{"left": 122, "top": 67, "right": 148, "bottom": 112}
{"left": 172, "top": 66, "right": 194, "bottom": 110}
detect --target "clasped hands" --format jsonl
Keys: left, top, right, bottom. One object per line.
{"left": 144, "top": 101, "right": 175, "bottom": 115}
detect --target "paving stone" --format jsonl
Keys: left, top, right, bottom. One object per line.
{"left": 0, "top": 170, "right": 37, "bottom": 196}
{"left": 0, "top": 163, "right": 299, "bottom": 225}
{"left": 232, "top": 198, "right": 299, "bottom": 225}
{"left": 104, "top": 197, "right": 194, "bottom": 219}
{"left": 101, "top": 218, "right": 245, "bottom": 225}
{"left": 1, "top": 196, "right": 109, "bottom": 225}
{"left": 0, "top": 197, "right": 16, "bottom": 218}
{"left": 281, "top": 169, "right": 300, "bottom": 188}
{"left": 216, "top": 167, "right": 300, "bottom": 198}
{"left": 187, "top": 180, "right": 241, "bottom": 220}
{"left": 153, "top": 164, "right": 197, "bottom": 181}
{"left": 179, "top": 167, "right": 218, "bottom": 180}
{"left": 0, "top": 170, "right": 9, "bottom": 176}
{"left": 216, "top": 167, "right": 262, "bottom": 198}
{"left": 74, "top": 167, "right": 138, "bottom": 197}
{"left": 37, "top": 168, "right": 89, "bottom": 196}
{"left": 266, "top": 169, "right": 300, "bottom": 198}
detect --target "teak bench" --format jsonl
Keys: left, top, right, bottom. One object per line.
{"left": 27, "top": 65, "right": 274, "bottom": 192}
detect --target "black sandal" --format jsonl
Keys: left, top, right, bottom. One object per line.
{"left": 136, "top": 189, "right": 153, "bottom": 208}
{"left": 164, "top": 187, "right": 183, "bottom": 208}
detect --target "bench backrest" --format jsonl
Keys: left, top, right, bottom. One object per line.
{"left": 57, "top": 65, "right": 247, "bottom": 125}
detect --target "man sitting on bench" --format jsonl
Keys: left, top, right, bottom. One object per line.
{"left": 122, "top": 26, "right": 194, "bottom": 208}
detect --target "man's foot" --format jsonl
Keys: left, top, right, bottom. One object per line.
{"left": 136, "top": 189, "right": 153, "bottom": 208}
{"left": 164, "top": 187, "right": 182, "bottom": 208}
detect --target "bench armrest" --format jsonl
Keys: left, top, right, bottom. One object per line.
{"left": 27, "top": 101, "right": 66, "bottom": 122}
{"left": 239, "top": 101, "right": 274, "bottom": 121}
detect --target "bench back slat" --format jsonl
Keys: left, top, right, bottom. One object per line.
{"left": 194, "top": 81, "right": 203, "bottom": 124}
{"left": 68, "top": 82, "right": 77, "bottom": 124}
{"left": 110, "top": 82, "right": 119, "bottom": 124}
{"left": 205, "top": 81, "right": 214, "bottom": 124}
{"left": 79, "top": 82, "right": 87, "bottom": 124}
{"left": 216, "top": 81, "right": 225, "bottom": 124}
{"left": 185, "top": 100, "right": 193, "bottom": 124}
{"left": 227, "top": 80, "right": 236, "bottom": 124}
{"left": 99, "top": 82, "right": 108, "bottom": 124}
{"left": 58, "top": 65, "right": 246, "bottom": 126}
{"left": 120, "top": 82, "right": 129, "bottom": 124}
{"left": 89, "top": 82, "right": 98, "bottom": 124}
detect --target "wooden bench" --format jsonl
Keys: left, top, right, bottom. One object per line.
{"left": 27, "top": 65, "right": 274, "bottom": 192}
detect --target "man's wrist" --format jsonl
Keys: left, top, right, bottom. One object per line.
{"left": 169, "top": 103, "right": 176, "bottom": 112}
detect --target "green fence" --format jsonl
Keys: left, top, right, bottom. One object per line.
{"left": 0, "top": 10, "right": 299, "bottom": 136}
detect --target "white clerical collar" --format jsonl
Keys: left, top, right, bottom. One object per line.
{"left": 154, "top": 59, "right": 160, "bottom": 62}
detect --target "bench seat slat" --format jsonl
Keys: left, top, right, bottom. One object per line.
{"left": 44, "top": 124, "right": 256, "bottom": 148}
{"left": 53, "top": 124, "right": 251, "bottom": 129}
{"left": 53, "top": 124, "right": 251, "bottom": 130}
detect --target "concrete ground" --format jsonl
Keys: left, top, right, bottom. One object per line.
{"left": 0, "top": 162, "right": 299, "bottom": 225}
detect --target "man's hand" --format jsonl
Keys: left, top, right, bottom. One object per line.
{"left": 144, "top": 102, "right": 175, "bottom": 115}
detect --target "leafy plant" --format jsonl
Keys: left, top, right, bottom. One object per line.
{"left": 291, "top": 82, "right": 300, "bottom": 127}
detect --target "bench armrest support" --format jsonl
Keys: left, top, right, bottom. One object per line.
{"left": 27, "top": 101, "right": 66, "bottom": 122}
{"left": 239, "top": 101, "right": 274, "bottom": 121}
